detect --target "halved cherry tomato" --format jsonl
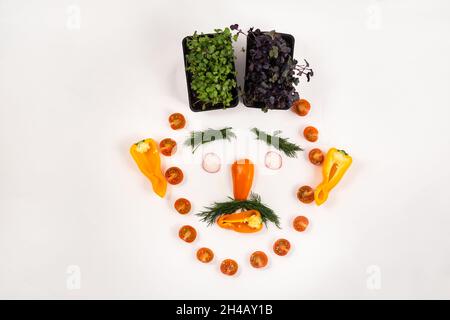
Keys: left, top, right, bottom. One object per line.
{"left": 303, "top": 126, "right": 319, "bottom": 142}
{"left": 308, "top": 148, "right": 324, "bottom": 165}
{"left": 293, "top": 216, "right": 309, "bottom": 232}
{"left": 174, "top": 198, "right": 191, "bottom": 214}
{"left": 197, "top": 247, "right": 214, "bottom": 263}
{"left": 250, "top": 251, "right": 268, "bottom": 268}
{"left": 169, "top": 113, "right": 186, "bottom": 130}
{"left": 273, "top": 239, "right": 291, "bottom": 256}
{"left": 165, "top": 167, "right": 183, "bottom": 185}
{"left": 178, "top": 225, "right": 196, "bottom": 243}
{"left": 159, "top": 138, "right": 177, "bottom": 156}
{"left": 220, "top": 259, "right": 238, "bottom": 276}
{"left": 292, "top": 99, "right": 311, "bottom": 116}
{"left": 297, "top": 185, "right": 315, "bottom": 204}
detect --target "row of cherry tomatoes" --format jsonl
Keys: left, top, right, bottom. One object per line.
{"left": 292, "top": 99, "right": 325, "bottom": 205}
{"left": 177, "top": 216, "right": 309, "bottom": 275}
{"left": 159, "top": 113, "right": 186, "bottom": 184}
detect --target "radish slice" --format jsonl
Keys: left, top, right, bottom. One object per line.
{"left": 265, "top": 151, "right": 282, "bottom": 170}
{"left": 202, "top": 153, "right": 221, "bottom": 173}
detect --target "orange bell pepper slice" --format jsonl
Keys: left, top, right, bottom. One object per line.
{"left": 130, "top": 138, "right": 167, "bottom": 198}
{"left": 217, "top": 210, "right": 263, "bottom": 233}
{"left": 232, "top": 159, "right": 254, "bottom": 200}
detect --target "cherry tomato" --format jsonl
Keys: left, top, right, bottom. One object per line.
{"left": 250, "top": 251, "right": 268, "bottom": 268}
{"left": 196, "top": 247, "right": 214, "bottom": 263}
{"left": 174, "top": 198, "right": 191, "bottom": 214}
{"left": 178, "top": 225, "right": 196, "bottom": 243}
{"left": 292, "top": 99, "right": 311, "bottom": 116}
{"left": 297, "top": 185, "right": 315, "bottom": 204}
{"left": 273, "top": 239, "right": 291, "bottom": 256}
{"left": 220, "top": 259, "right": 238, "bottom": 276}
{"left": 308, "top": 148, "right": 324, "bottom": 165}
{"left": 165, "top": 167, "right": 184, "bottom": 185}
{"left": 293, "top": 216, "right": 309, "bottom": 232}
{"left": 159, "top": 138, "right": 177, "bottom": 156}
{"left": 303, "top": 126, "right": 319, "bottom": 142}
{"left": 169, "top": 113, "right": 186, "bottom": 130}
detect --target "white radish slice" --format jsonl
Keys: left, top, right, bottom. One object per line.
{"left": 202, "top": 153, "right": 221, "bottom": 173}
{"left": 265, "top": 151, "right": 282, "bottom": 170}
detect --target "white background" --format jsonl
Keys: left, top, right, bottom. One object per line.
{"left": 1, "top": 0, "right": 450, "bottom": 299}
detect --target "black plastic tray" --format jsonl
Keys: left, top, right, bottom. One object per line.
{"left": 182, "top": 34, "right": 239, "bottom": 112}
{"left": 243, "top": 32, "right": 295, "bottom": 110}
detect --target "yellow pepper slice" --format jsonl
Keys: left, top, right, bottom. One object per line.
{"left": 130, "top": 138, "right": 167, "bottom": 198}
{"left": 314, "top": 148, "right": 352, "bottom": 205}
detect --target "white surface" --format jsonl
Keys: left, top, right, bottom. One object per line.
{"left": 1, "top": 0, "right": 450, "bottom": 299}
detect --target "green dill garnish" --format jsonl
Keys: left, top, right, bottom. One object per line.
{"left": 184, "top": 127, "right": 236, "bottom": 153}
{"left": 251, "top": 127, "right": 303, "bottom": 158}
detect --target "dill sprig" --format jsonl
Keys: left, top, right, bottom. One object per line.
{"left": 184, "top": 127, "right": 236, "bottom": 153}
{"left": 197, "top": 193, "right": 281, "bottom": 228}
{"left": 251, "top": 127, "right": 303, "bottom": 158}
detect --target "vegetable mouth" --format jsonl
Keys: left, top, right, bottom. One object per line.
{"left": 198, "top": 193, "right": 280, "bottom": 228}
